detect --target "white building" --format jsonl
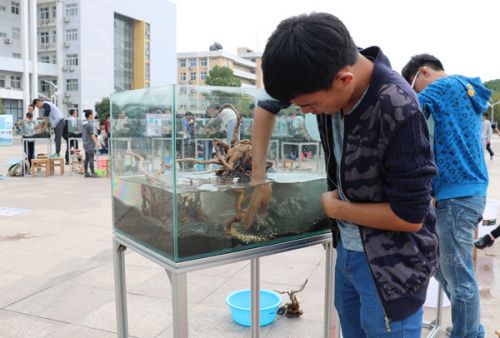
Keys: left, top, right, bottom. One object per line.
{"left": 0, "top": 0, "right": 176, "bottom": 122}
{"left": 177, "top": 47, "right": 263, "bottom": 89}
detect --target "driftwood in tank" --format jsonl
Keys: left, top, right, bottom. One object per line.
{"left": 176, "top": 103, "right": 273, "bottom": 179}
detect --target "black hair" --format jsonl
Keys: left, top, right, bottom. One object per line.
{"left": 32, "top": 99, "right": 41, "bottom": 106}
{"left": 28, "top": 104, "right": 34, "bottom": 109}
{"left": 262, "top": 12, "right": 358, "bottom": 101}
{"left": 26, "top": 112, "right": 33, "bottom": 119}
{"left": 69, "top": 109, "right": 76, "bottom": 116}
{"left": 185, "top": 111, "right": 193, "bottom": 117}
{"left": 483, "top": 112, "right": 489, "bottom": 117}
{"left": 401, "top": 54, "right": 445, "bottom": 84}
{"left": 85, "top": 110, "right": 93, "bottom": 119}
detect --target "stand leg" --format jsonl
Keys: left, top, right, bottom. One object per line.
{"left": 113, "top": 239, "right": 128, "bottom": 338}
{"left": 167, "top": 270, "right": 188, "bottom": 338}
{"left": 251, "top": 258, "right": 260, "bottom": 338}
{"left": 324, "top": 241, "right": 337, "bottom": 338}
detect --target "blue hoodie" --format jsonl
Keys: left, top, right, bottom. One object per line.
{"left": 418, "top": 75, "right": 492, "bottom": 201}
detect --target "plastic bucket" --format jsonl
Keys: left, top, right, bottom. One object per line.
{"left": 226, "top": 289, "right": 282, "bottom": 327}
{"left": 97, "top": 157, "right": 108, "bottom": 170}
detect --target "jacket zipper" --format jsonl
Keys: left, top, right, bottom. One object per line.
{"left": 323, "top": 115, "right": 340, "bottom": 245}
{"left": 338, "top": 112, "right": 392, "bottom": 333}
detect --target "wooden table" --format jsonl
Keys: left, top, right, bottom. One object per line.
{"left": 31, "top": 158, "right": 49, "bottom": 177}
{"left": 49, "top": 157, "right": 64, "bottom": 176}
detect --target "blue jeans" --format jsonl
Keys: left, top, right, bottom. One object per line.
{"left": 335, "top": 241, "right": 423, "bottom": 338}
{"left": 434, "top": 196, "right": 485, "bottom": 338}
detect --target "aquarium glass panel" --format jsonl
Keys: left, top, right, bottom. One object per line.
{"left": 111, "top": 85, "right": 329, "bottom": 263}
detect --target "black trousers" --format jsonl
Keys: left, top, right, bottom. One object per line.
{"left": 486, "top": 142, "right": 494, "bottom": 157}
{"left": 24, "top": 140, "right": 35, "bottom": 166}
{"left": 84, "top": 151, "right": 95, "bottom": 174}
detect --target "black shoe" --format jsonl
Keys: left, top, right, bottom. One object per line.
{"left": 474, "top": 234, "right": 494, "bottom": 249}
{"left": 84, "top": 173, "right": 91, "bottom": 178}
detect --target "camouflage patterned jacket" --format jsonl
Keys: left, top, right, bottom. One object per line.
{"left": 316, "top": 47, "right": 439, "bottom": 323}
{"left": 258, "top": 46, "right": 439, "bottom": 324}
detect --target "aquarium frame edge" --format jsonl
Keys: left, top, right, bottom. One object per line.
{"left": 113, "top": 230, "right": 332, "bottom": 274}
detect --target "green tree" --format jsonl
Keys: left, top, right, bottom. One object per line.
{"left": 94, "top": 97, "right": 110, "bottom": 123}
{"left": 205, "top": 66, "right": 241, "bottom": 87}
{"left": 485, "top": 79, "right": 500, "bottom": 92}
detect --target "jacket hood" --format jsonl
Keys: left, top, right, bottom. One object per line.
{"left": 453, "top": 75, "right": 492, "bottom": 115}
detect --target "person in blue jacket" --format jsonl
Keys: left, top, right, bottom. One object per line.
{"left": 403, "top": 54, "right": 492, "bottom": 338}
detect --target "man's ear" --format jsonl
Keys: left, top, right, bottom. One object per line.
{"left": 420, "top": 66, "right": 431, "bottom": 77}
{"left": 333, "top": 67, "right": 354, "bottom": 88}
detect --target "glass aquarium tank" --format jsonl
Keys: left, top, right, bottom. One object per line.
{"left": 21, "top": 118, "right": 51, "bottom": 138}
{"left": 110, "top": 85, "right": 329, "bottom": 263}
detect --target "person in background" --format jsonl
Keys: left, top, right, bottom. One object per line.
{"left": 82, "top": 110, "right": 99, "bottom": 178}
{"left": 402, "top": 53, "right": 492, "bottom": 338}
{"left": 33, "top": 99, "right": 64, "bottom": 158}
{"left": 97, "top": 128, "right": 108, "bottom": 155}
{"left": 22, "top": 106, "right": 36, "bottom": 171}
{"left": 475, "top": 223, "right": 500, "bottom": 249}
{"left": 104, "top": 114, "right": 110, "bottom": 137}
{"left": 64, "top": 109, "right": 79, "bottom": 164}
{"left": 206, "top": 104, "right": 238, "bottom": 144}
{"left": 482, "top": 112, "right": 494, "bottom": 160}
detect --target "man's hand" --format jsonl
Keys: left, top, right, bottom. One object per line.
{"left": 321, "top": 190, "right": 342, "bottom": 219}
{"left": 243, "top": 183, "right": 272, "bottom": 229}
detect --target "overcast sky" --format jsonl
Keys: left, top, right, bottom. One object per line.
{"left": 172, "top": 0, "right": 500, "bottom": 82}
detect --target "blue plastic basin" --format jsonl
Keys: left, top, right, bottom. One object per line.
{"left": 226, "top": 289, "right": 282, "bottom": 327}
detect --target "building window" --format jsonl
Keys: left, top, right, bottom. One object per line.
{"left": 51, "top": 6, "right": 56, "bottom": 19}
{"left": 66, "top": 54, "right": 78, "bottom": 66}
{"left": 180, "top": 72, "right": 186, "bottom": 81}
{"left": 40, "top": 81, "right": 49, "bottom": 93}
{"left": 189, "top": 58, "right": 197, "bottom": 67}
{"left": 114, "top": 13, "right": 134, "bottom": 92}
{"left": 40, "top": 7, "right": 49, "bottom": 21}
{"left": 11, "top": 1, "right": 19, "bottom": 15}
{"left": 0, "top": 5, "right": 6, "bottom": 11}
{"left": 145, "top": 42, "right": 150, "bottom": 60}
{"left": 2, "top": 99, "right": 23, "bottom": 120}
{"left": 145, "top": 22, "right": 150, "bottom": 38}
{"left": 190, "top": 72, "right": 196, "bottom": 81}
{"left": 200, "top": 58, "right": 208, "bottom": 67}
{"left": 200, "top": 72, "right": 207, "bottom": 80}
{"left": 0, "top": 32, "right": 6, "bottom": 37}
{"left": 66, "top": 79, "right": 78, "bottom": 91}
{"left": 40, "top": 55, "right": 50, "bottom": 63}
{"left": 145, "top": 63, "right": 150, "bottom": 82}
{"left": 51, "top": 30, "right": 56, "bottom": 43}
{"left": 40, "top": 31, "right": 49, "bottom": 46}
{"left": 12, "top": 53, "right": 21, "bottom": 58}
{"left": 65, "top": 3, "right": 77, "bottom": 16}
{"left": 65, "top": 29, "right": 78, "bottom": 41}
{"left": 11, "top": 76, "right": 21, "bottom": 89}
{"left": 0, "top": 76, "right": 5, "bottom": 88}
{"left": 179, "top": 59, "right": 186, "bottom": 68}
{"left": 51, "top": 54, "right": 56, "bottom": 64}
{"left": 12, "top": 27, "right": 20, "bottom": 40}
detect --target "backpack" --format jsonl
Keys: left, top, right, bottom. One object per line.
{"left": 7, "top": 161, "right": 26, "bottom": 177}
